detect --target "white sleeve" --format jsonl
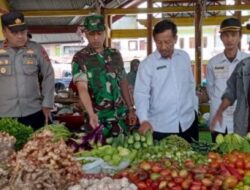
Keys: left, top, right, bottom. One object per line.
{"left": 185, "top": 53, "right": 198, "bottom": 112}
{"left": 206, "top": 60, "right": 215, "bottom": 99}
{"left": 133, "top": 60, "right": 151, "bottom": 123}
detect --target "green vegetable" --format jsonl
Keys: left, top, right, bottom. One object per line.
{"left": 215, "top": 134, "right": 224, "bottom": 144}
{"left": 35, "top": 124, "right": 71, "bottom": 142}
{"left": 146, "top": 131, "right": 153, "bottom": 146}
{"left": 0, "top": 118, "right": 33, "bottom": 150}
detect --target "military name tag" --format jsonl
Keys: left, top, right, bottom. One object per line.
{"left": 214, "top": 64, "right": 229, "bottom": 79}
{"left": 4, "top": 60, "right": 9, "bottom": 64}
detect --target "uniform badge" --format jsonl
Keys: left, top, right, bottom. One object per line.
{"left": 4, "top": 60, "right": 9, "bottom": 64}
{"left": 0, "top": 49, "right": 7, "bottom": 54}
{"left": 14, "top": 18, "right": 22, "bottom": 25}
{"left": 26, "top": 59, "right": 33, "bottom": 65}
{"left": 0, "top": 67, "right": 6, "bottom": 74}
{"left": 107, "top": 56, "right": 112, "bottom": 62}
{"left": 26, "top": 49, "right": 34, "bottom": 54}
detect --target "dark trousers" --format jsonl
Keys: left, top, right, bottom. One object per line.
{"left": 211, "top": 128, "right": 228, "bottom": 143}
{"left": 153, "top": 112, "right": 199, "bottom": 143}
{"left": 17, "top": 110, "right": 46, "bottom": 130}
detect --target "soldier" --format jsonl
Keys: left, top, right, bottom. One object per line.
{"left": 0, "top": 11, "right": 55, "bottom": 129}
{"left": 72, "top": 14, "right": 137, "bottom": 136}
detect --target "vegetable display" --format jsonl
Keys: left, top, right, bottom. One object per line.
{"left": 0, "top": 118, "right": 33, "bottom": 150}
{"left": 7, "top": 129, "right": 83, "bottom": 190}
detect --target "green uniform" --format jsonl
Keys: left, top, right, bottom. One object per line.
{"left": 72, "top": 45, "right": 128, "bottom": 136}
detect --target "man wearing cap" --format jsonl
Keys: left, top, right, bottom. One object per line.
{"left": 0, "top": 11, "right": 54, "bottom": 129}
{"left": 207, "top": 18, "right": 249, "bottom": 141}
{"left": 71, "top": 14, "right": 136, "bottom": 136}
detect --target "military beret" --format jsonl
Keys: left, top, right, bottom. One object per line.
{"left": 220, "top": 18, "right": 241, "bottom": 33}
{"left": 1, "top": 11, "right": 27, "bottom": 32}
{"left": 83, "top": 14, "right": 105, "bottom": 32}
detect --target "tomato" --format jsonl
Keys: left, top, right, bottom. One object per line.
{"left": 190, "top": 185, "right": 202, "bottom": 190}
{"left": 158, "top": 181, "right": 167, "bottom": 189}
{"left": 245, "top": 162, "right": 250, "bottom": 170}
{"left": 179, "top": 169, "right": 188, "bottom": 178}
{"left": 223, "top": 176, "right": 238, "bottom": 189}
{"left": 201, "top": 178, "right": 212, "bottom": 187}
{"left": 168, "top": 181, "right": 176, "bottom": 188}
{"left": 160, "top": 169, "right": 171, "bottom": 176}
{"left": 151, "top": 163, "right": 163, "bottom": 173}
{"left": 146, "top": 179, "right": 153, "bottom": 186}
{"left": 174, "top": 177, "right": 184, "bottom": 184}
{"left": 208, "top": 152, "right": 220, "bottom": 160}
{"left": 140, "top": 161, "right": 151, "bottom": 171}
{"left": 210, "top": 161, "right": 220, "bottom": 169}
{"left": 181, "top": 179, "right": 192, "bottom": 189}
{"left": 171, "top": 185, "right": 182, "bottom": 190}
{"left": 235, "top": 160, "right": 245, "bottom": 169}
{"left": 137, "top": 181, "right": 147, "bottom": 189}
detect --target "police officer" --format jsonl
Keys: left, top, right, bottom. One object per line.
{"left": 207, "top": 18, "right": 249, "bottom": 142}
{"left": 72, "top": 14, "right": 137, "bottom": 136}
{"left": 0, "top": 11, "right": 55, "bottom": 130}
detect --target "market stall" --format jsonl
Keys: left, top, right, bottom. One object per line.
{"left": 1, "top": 118, "right": 250, "bottom": 190}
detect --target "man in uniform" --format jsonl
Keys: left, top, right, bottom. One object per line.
{"left": 72, "top": 14, "right": 136, "bottom": 136}
{"left": 0, "top": 11, "right": 55, "bottom": 130}
{"left": 207, "top": 18, "right": 249, "bottom": 142}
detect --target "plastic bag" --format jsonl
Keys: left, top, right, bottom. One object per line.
{"left": 76, "top": 157, "right": 104, "bottom": 174}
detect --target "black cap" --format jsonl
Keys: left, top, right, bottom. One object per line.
{"left": 220, "top": 18, "right": 241, "bottom": 33}
{"left": 1, "top": 11, "right": 27, "bottom": 32}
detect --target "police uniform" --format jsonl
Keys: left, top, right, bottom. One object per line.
{"left": 72, "top": 15, "right": 128, "bottom": 136}
{"left": 0, "top": 11, "right": 54, "bottom": 129}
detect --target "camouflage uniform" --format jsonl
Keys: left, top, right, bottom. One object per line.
{"left": 72, "top": 45, "right": 128, "bottom": 136}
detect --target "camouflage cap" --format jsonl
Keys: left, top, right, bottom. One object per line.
{"left": 84, "top": 14, "right": 105, "bottom": 32}
{"left": 220, "top": 18, "right": 241, "bottom": 33}
{"left": 1, "top": 11, "right": 27, "bottom": 32}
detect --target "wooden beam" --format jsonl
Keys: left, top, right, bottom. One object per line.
{"left": 19, "top": 4, "right": 250, "bottom": 17}
{"left": 22, "top": 9, "right": 95, "bottom": 17}
{"left": 111, "top": 27, "right": 250, "bottom": 38}
{"left": 138, "top": 15, "right": 250, "bottom": 27}
{"left": 111, "top": 29, "right": 147, "bottom": 38}
{"left": 195, "top": 0, "right": 202, "bottom": 85}
{"left": 147, "top": 0, "right": 153, "bottom": 55}
{"left": 27, "top": 25, "right": 78, "bottom": 34}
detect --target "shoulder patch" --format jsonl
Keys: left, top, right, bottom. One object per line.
{"left": 41, "top": 48, "right": 51, "bottom": 64}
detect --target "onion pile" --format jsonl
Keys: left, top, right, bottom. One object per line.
{"left": 8, "top": 129, "right": 83, "bottom": 190}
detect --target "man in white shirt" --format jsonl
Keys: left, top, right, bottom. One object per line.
{"left": 207, "top": 18, "right": 249, "bottom": 142}
{"left": 134, "top": 20, "right": 198, "bottom": 142}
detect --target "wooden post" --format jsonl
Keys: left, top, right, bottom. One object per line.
{"left": 235, "top": 0, "right": 242, "bottom": 50}
{"left": 0, "top": 0, "right": 10, "bottom": 41}
{"left": 194, "top": 0, "right": 202, "bottom": 85}
{"left": 147, "top": 0, "right": 153, "bottom": 55}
